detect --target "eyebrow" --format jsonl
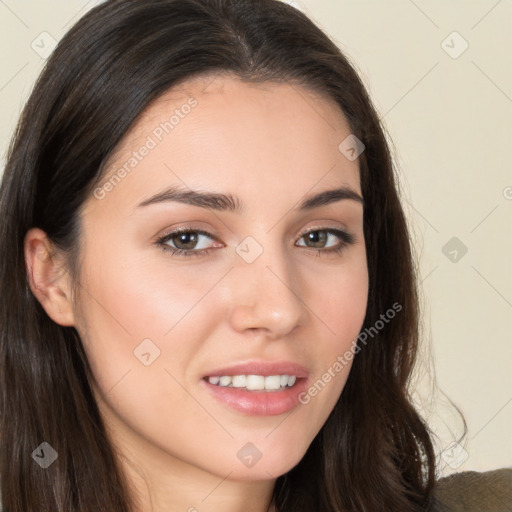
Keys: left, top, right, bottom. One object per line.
{"left": 136, "top": 185, "right": 364, "bottom": 212}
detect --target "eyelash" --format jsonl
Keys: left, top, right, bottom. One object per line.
{"left": 155, "top": 226, "right": 356, "bottom": 258}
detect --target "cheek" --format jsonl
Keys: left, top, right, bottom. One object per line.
{"left": 284, "top": 253, "right": 368, "bottom": 425}
{"left": 74, "top": 243, "right": 229, "bottom": 393}
{"left": 316, "top": 256, "right": 369, "bottom": 347}
{"left": 74, "top": 253, "right": 222, "bottom": 448}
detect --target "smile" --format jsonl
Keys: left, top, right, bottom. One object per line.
{"left": 206, "top": 374, "right": 297, "bottom": 391}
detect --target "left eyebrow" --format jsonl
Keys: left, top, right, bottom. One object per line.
{"left": 135, "top": 185, "right": 364, "bottom": 212}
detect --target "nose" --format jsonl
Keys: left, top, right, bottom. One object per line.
{"left": 226, "top": 241, "right": 310, "bottom": 339}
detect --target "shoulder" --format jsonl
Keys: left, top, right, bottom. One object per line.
{"left": 431, "top": 467, "right": 512, "bottom": 512}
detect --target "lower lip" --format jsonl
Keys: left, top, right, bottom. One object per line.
{"left": 200, "top": 377, "right": 309, "bottom": 416}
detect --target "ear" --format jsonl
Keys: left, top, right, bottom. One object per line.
{"left": 24, "top": 227, "right": 76, "bottom": 326}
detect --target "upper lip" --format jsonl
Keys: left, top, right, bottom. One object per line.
{"left": 203, "top": 360, "right": 309, "bottom": 378}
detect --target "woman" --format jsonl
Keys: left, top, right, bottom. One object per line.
{"left": 0, "top": 0, "right": 509, "bottom": 511}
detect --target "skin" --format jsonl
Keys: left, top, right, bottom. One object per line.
{"left": 25, "top": 74, "right": 369, "bottom": 512}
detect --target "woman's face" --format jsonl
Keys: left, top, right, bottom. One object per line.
{"left": 73, "top": 74, "right": 368, "bottom": 484}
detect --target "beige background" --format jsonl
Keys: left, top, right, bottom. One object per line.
{"left": 1, "top": 0, "right": 511, "bottom": 477}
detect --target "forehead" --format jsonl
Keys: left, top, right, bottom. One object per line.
{"left": 92, "top": 74, "right": 362, "bottom": 213}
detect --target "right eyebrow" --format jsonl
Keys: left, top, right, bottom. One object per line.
{"left": 135, "top": 185, "right": 364, "bottom": 213}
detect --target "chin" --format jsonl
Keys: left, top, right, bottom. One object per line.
{"left": 221, "top": 442, "right": 309, "bottom": 482}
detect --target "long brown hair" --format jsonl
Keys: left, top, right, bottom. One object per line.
{"left": 0, "top": 0, "right": 454, "bottom": 510}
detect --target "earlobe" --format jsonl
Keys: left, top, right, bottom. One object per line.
{"left": 24, "top": 227, "right": 76, "bottom": 326}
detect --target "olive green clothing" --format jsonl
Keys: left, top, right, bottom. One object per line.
{"left": 432, "top": 467, "right": 512, "bottom": 511}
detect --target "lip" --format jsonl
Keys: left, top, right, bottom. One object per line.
{"left": 200, "top": 360, "right": 310, "bottom": 416}
{"left": 202, "top": 360, "right": 309, "bottom": 378}
{"left": 200, "top": 377, "right": 309, "bottom": 416}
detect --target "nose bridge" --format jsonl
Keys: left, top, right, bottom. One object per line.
{"left": 227, "top": 234, "right": 308, "bottom": 337}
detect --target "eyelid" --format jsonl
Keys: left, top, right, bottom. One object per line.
{"left": 155, "top": 224, "right": 220, "bottom": 241}
{"left": 155, "top": 223, "right": 356, "bottom": 258}
{"left": 156, "top": 223, "right": 353, "bottom": 243}
{"left": 156, "top": 226, "right": 222, "bottom": 247}
{"left": 300, "top": 226, "right": 357, "bottom": 245}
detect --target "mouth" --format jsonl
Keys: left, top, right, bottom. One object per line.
{"left": 200, "top": 361, "right": 310, "bottom": 416}
{"left": 203, "top": 374, "right": 300, "bottom": 392}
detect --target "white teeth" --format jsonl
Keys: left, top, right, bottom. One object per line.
{"left": 246, "top": 375, "right": 265, "bottom": 390}
{"left": 207, "top": 374, "right": 298, "bottom": 391}
{"left": 219, "top": 375, "right": 232, "bottom": 387}
{"left": 231, "top": 375, "right": 246, "bottom": 388}
{"left": 264, "top": 375, "right": 281, "bottom": 390}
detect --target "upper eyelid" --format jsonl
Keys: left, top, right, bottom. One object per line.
{"left": 158, "top": 225, "right": 353, "bottom": 247}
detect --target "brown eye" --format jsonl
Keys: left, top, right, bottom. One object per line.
{"left": 303, "top": 230, "right": 328, "bottom": 248}
{"left": 296, "top": 228, "right": 356, "bottom": 253}
{"left": 170, "top": 232, "right": 201, "bottom": 250}
{"left": 156, "top": 228, "right": 218, "bottom": 258}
